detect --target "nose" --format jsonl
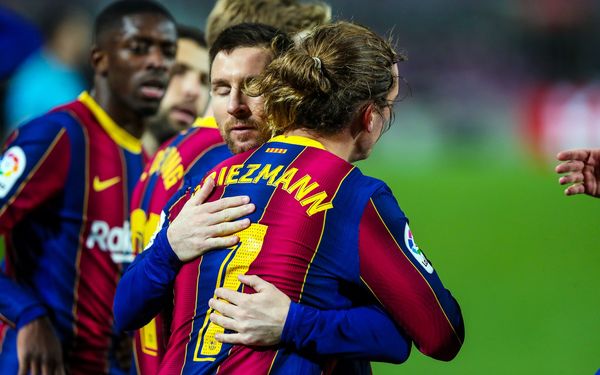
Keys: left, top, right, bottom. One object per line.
{"left": 146, "top": 46, "right": 170, "bottom": 72}
{"left": 181, "top": 72, "right": 200, "bottom": 100}
{"left": 227, "top": 89, "right": 250, "bottom": 118}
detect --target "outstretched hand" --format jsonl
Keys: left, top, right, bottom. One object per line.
{"left": 555, "top": 149, "right": 600, "bottom": 198}
{"left": 167, "top": 177, "right": 255, "bottom": 262}
{"left": 208, "top": 274, "right": 291, "bottom": 346}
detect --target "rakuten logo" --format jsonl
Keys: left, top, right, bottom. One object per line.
{"left": 86, "top": 220, "right": 134, "bottom": 264}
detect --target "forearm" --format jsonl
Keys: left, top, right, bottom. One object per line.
{"left": 114, "top": 228, "right": 182, "bottom": 331}
{"left": 281, "top": 303, "right": 411, "bottom": 363}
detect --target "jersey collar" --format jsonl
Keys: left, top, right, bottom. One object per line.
{"left": 269, "top": 135, "right": 325, "bottom": 150}
{"left": 78, "top": 91, "right": 142, "bottom": 154}
{"left": 192, "top": 116, "right": 218, "bottom": 129}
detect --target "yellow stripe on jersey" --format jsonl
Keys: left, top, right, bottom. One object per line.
{"left": 192, "top": 116, "right": 218, "bottom": 129}
{"left": 269, "top": 135, "right": 325, "bottom": 150}
{"left": 78, "top": 92, "right": 142, "bottom": 154}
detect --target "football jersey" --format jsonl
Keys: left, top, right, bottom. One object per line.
{"left": 0, "top": 92, "right": 145, "bottom": 375}
{"left": 129, "top": 117, "right": 232, "bottom": 375}
{"left": 126, "top": 135, "right": 464, "bottom": 374}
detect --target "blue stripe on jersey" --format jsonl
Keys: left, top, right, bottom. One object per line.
{"left": 124, "top": 148, "right": 144, "bottom": 205}
{"left": 181, "top": 249, "right": 232, "bottom": 373}
{"left": 299, "top": 169, "right": 384, "bottom": 308}
{"left": 32, "top": 111, "right": 87, "bottom": 345}
{"left": 186, "top": 144, "right": 232, "bottom": 181}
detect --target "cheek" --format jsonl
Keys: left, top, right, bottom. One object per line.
{"left": 210, "top": 98, "right": 228, "bottom": 122}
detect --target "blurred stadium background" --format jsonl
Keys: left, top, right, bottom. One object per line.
{"left": 1, "top": 0, "right": 599, "bottom": 374}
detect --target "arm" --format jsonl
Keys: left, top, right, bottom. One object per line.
{"left": 357, "top": 186, "right": 464, "bottom": 361}
{"left": 208, "top": 275, "right": 412, "bottom": 363}
{"left": 114, "top": 178, "right": 254, "bottom": 331}
{"left": 0, "top": 118, "right": 70, "bottom": 375}
{"left": 555, "top": 148, "right": 600, "bottom": 197}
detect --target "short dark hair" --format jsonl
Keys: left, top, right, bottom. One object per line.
{"left": 94, "top": 0, "right": 175, "bottom": 45}
{"left": 177, "top": 25, "right": 207, "bottom": 49}
{"left": 208, "top": 22, "right": 293, "bottom": 65}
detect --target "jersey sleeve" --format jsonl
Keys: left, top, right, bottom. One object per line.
{"left": 114, "top": 180, "right": 192, "bottom": 331}
{"left": 0, "top": 118, "right": 71, "bottom": 232}
{"left": 0, "top": 117, "right": 71, "bottom": 329}
{"left": 281, "top": 302, "right": 411, "bottom": 363}
{"left": 357, "top": 185, "right": 465, "bottom": 361}
{"left": 0, "top": 275, "right": 48, "bottom": 329}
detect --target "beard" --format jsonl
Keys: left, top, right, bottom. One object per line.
{"left": 222, "top": 118, "right": 272, "bottom": 154}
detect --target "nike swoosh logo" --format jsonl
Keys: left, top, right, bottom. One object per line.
{"left": 93, "top": 176, "right": 121, "bottom": 192}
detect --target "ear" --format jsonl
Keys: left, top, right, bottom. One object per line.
{"left": 360, "top": 103, "right": 376, "bottom": 133}
{"left": 90, "top": 46, "right": 108, "bottom": 76}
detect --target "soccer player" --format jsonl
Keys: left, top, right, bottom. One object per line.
{"left": 556, "top": 148, "right": 600, "bottom": 198}
{"left": 116, "top": 22, "right": 464, "bottom": 374}
{"left": 0, "top": 2, "right": 242, "bottom": 374}
{"left": 205, "top": 0, "right": 331, "bottom": 47}
{"left": 142, "top": 25, "right": 210, "bottom": 154}
{"left": 128, "top": 1, "right": 331, "bottom": 372}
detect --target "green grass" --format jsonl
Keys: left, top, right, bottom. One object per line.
{"left": 359, "top": 151, "right": 600, "bottom": 375}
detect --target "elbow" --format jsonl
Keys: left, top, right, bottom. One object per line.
{"left": 385, "top": 345, "right": 412, "bottom": 364}
{"left": 418, "top": 332, "right": 464, "bottom": 362}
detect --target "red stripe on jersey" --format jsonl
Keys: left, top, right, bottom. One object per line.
{"left": 358, "top": 200, "right": 462, "bottom": 359}
{"left": 216, "top": 346, "right": 277, "bottom": 375}
{"left": 159, "top": 257, "right": 203, "bottom": 375}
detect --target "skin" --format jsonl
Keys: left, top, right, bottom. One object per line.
{"left": 148, "top": 37, "right": 210, "bottom": 141}
{"left": 209, "top": 63, "right": 401, "bottom": 345}
{"left": 90, "top": 13, "right": 178, "bottom": 138}
{"left": 17, "top": 317, "right": 64, "bottom": 375}
{"left": 556, "top": 148, "right": 600, "bottom": 197}
{"left": 166, "top": 177, "right": 255, "bottom": 262}
{"left": 210, "top": 47, "right": 273, "bottom": 154}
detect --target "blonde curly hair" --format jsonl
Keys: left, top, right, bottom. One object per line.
{"left": 206, "top": 0, "right": 331, "bottom": 46}
{"left": 245, "top": 21, "right": 404, "bottom": 136}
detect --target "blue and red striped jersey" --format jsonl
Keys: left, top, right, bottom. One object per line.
{"left": 129, "top": 116, "right": 232, "bottom": 375}
{"left": 115, "top": 135, "right": 463, "bottom": 374}
{"left": 0, "top": 92, "right": 146, "bottom": 375}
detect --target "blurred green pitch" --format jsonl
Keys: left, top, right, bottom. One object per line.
{"left": 361, "top": 152, "right": 600, "bottom": 375}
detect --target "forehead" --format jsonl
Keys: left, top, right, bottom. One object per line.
{"left": 176, "top": 38, "right": 208, "bottom": 71}
{"left": 115, "top": 13, "right": 176, "bottom": 43}
{"left": 211, "top": 47, "right": 273, "bottom": 82}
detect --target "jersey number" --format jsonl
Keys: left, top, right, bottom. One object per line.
{"left": 193, "top": 223, "right": 268, "bottom": 361}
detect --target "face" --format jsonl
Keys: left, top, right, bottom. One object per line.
{"left": 97, "top": 13, "right": 177, "bottom": 118}
{"left": 156, "top": 38, "right": 210, "bottom": 131}
{"left": 210, "top": 47, "right": 273, "bottom": 154}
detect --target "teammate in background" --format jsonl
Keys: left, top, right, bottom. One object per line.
{"left": 205, "top": 0, "right": 331, "bottom": 47}
{"left": 556, "top": 148, "right": 600, "bottom": 197}
{"left": 117, "top": 22, "right": 463, "bottom": 374}
{"left": 0, "top": 2, "right": 239, "bottom": 374}
{"left": 142, "top": 25, "right": 210, "bottom": 155}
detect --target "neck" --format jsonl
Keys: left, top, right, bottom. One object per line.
{"left": 284, "top": 127, "right": 357, "bottom": 162}
{"left": 91, "top": 82, "right": 145, "bottom": 139}
{"left": 141, "top": 131, "right": 159, "bottom": 156}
